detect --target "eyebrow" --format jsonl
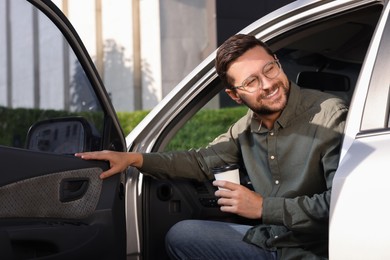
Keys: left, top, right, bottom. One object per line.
{"left": 239, "top": 61, "right": 271, "bottom": 84}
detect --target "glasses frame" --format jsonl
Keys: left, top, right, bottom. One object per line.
{"left": 231, "top": 59, "right": 281, "bottom": 93}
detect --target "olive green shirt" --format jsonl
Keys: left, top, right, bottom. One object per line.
{"left": 140, "top": 83, "right": 348, "bottom": 259}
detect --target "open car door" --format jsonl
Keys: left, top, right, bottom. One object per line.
{"left": 0, "top": 0, "right": 126, "bottom": 259}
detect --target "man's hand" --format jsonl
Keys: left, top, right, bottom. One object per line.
{"left": 213, "top": 180, "right": 263, "bottom": 219}
{"left": 75, "top": 150, "right": 143, "bottom": 179}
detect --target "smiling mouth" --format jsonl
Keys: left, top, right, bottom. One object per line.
{"left": 263, "top": 87, "right": 279, "bottom": 99}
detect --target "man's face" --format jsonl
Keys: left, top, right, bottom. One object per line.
{"left": 225, "top": 46, "right": 290, "bottom": 116}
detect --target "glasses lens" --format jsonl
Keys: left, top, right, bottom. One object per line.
{"left": 236, "top": 60, "right": 281, "bottom": 93}
{"left": 263, "top": 61, "right": 280, "bottom": 79}
{"left": 242, "top": 76, "right": 260, "bottom": 93}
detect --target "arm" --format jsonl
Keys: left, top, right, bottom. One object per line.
{"left": 75, "top": 145, "right": 235, "bottom": 181}
{"left": 75, "top": 140, "right": 238, "bottom": 181}
{"left": 75, "top": 113, "right": 247, "bottom": 180}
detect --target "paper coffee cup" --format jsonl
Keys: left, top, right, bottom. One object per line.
{"left": 212, "top": 164, "right": 240, "bottom": 190}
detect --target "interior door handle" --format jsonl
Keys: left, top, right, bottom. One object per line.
{"left": 60, "top": 178, "right": 89, "bottom": 202}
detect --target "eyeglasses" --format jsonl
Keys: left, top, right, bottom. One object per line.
{"left": 231, "top": 60, "right": 281, "bottom": 93}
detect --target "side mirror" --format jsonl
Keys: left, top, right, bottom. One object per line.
{"left": 26, "top": 117, "right": 100, "bottom": 154}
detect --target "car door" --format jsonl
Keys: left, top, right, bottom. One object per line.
{"left": 330, "top": 0, "right": 390, "bottom": 259}
{"left": 0, "top": 0, "right": 126, "bottom": 259}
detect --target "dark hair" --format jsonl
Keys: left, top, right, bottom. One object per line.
{"left": 215, "top": 34, "right": 274, "bottom": 88}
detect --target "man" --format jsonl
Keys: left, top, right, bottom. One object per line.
{"left": 76, "top": 34, "right": 348, "bottom": 259}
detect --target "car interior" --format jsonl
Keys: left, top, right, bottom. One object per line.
{"left": 142, "top": 3, "right": 383, "bottom": 259}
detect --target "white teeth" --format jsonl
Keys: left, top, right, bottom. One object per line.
{"left": 265, "top": 87, "right": 278, "bottom": 98}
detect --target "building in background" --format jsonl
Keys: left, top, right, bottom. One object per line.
{"left": 0, "top": 0, "right": 293, "bottom": 112}
{"left": 51, "top": 0, "right": 217, "bottom": 112}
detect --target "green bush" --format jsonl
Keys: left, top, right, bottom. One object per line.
{"left": 0, "top": 107, "right": 73, "bottom": 147}
{"left": 165, "top": 106, "right": 247, "bottom": 150}
{"left": 0, "top": 106, "right": 103, "bottom": 148}
{"left": 117, "top": 106, "right": 247, "bottom": 151}
{"left": 116, "top": 110, "right": 150, "bottom": 134}
{"left": 1, "top": 106, "right": 247, "bottom": 151}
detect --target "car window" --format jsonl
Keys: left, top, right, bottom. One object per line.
{"left": 274, "top": 4, "right": 382, "bottom": 102}
{"left": 361, "top": 8, "right": 390, "bottom": 130}
{"left": 165, "top": 105, "right": 247, "bottom": 151}
{"left": 0, "top": 0, "right": 104, "bottom": 153}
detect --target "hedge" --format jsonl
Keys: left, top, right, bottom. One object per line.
{"left": 117, "top": 106, "right": 247, "bottom": 151}
{"left": 1, "top": 106, "right": 247, "bottom": 151}
{"left": 0, "top": 106, "right": 103, "bottom": 148}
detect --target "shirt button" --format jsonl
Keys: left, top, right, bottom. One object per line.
{"left": 275, "top": 180, "right": 280, "bottom": 185}
{"left": 270, "top": 155, "right": 275, "bottom": 160}
{"left": 274, "top": 236, "right": 278, "bottom": 239}
{"left": 270, "top": 132, "right": 274, "bottom": 136}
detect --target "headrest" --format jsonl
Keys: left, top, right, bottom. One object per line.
{"left": 296, "top": 71, "right": 350, "bottom": 92}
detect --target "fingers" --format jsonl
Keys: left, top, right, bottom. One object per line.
{"left": 75, "top": 150, "right": 111, "bottom": 161}
{"left": 216, "top": 196, "right": 238, "bottom": 215}
{"left": 100, "top": 168, "right": 120, "bottom": 179}
{"left": 75, "top": 150, "right": 124, "bottom": 179}
{"left": 213, "top": 181, "right": 239, "bottom": 211}
{"left": 213, "top": 181, "right": 263, "bottom": 219}
{"left": 212, "top": 180, "right": 239, "bottom": 191}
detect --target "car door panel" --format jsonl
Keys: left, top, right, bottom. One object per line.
{"left": 1, "top": 146, "right": 104, "bottom": 187}
{"left": 0, "top": 145, "right": 126, "bottom": 259}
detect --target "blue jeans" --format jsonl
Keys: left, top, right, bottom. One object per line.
{"left": 165, "top": 220, "right": 277, "bottom": 260}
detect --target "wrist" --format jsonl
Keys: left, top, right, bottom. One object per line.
{"left": 128, "top": 152, "right": 143, "bottom": 168}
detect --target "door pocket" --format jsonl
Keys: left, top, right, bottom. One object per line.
{"left": 60, "top": 178, "right": 90, "bottom": 202}
{"left": 0, "top": 167, "right": 102, "bottom": 219}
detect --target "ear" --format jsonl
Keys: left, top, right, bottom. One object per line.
{"left": 225, "top": 88, "right": 243, "bottom": 104}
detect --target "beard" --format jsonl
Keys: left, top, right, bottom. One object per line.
{"left": 242, "top": 80, "right": 290, "bottom": 116}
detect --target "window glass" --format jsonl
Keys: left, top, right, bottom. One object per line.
{"left": 165, "top": 105, "right": 247, "bottom": 151}
{"left": 360, "top": 8, "right": 390, "bottom": 130}
{"left": 0, "top": 0, "right": 104, "bottom": 152}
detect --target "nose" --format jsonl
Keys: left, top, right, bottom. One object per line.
{"left": 259, "top": 76, "right": 274, "bottom": 91}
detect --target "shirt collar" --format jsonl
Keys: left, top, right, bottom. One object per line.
{"left": 276, "top": 82, "right": 300, "bottom": 129}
